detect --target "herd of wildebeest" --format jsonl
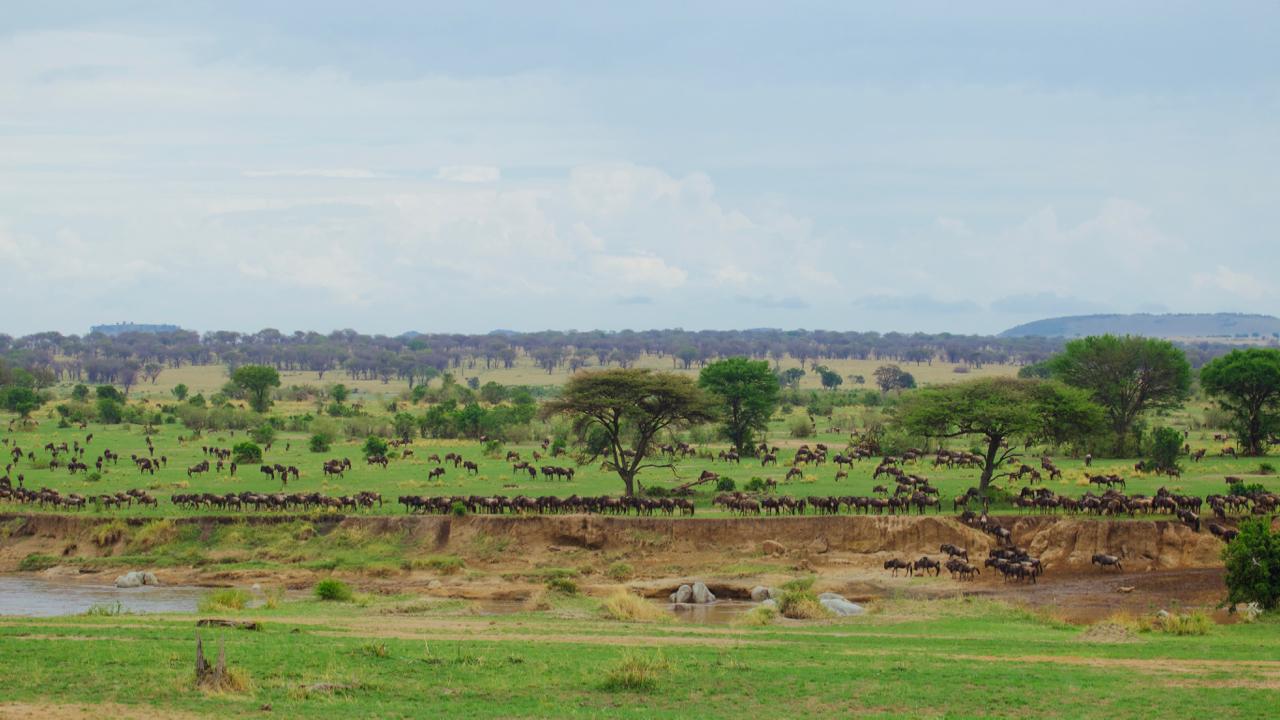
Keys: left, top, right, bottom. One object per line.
{"left": 1, "top": 430, "right": 1276, "bottom": 584}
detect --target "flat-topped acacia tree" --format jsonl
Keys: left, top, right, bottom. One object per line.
{"left": 892, "top": 377, "right": 1103, "bottom": 495}
{"left": 543, "top": 368, "right": 717, "bottom": 497}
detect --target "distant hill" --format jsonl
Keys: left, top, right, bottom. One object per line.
{"left": 90, "top": 322, "right": 182, "bottom": 336}
{"left": 1000, "top": 313, "right": 1280, "bottom": 340}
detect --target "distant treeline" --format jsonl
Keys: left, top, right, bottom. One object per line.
{"left": 0, "top": 328, "right": 1242, "bottom": 389}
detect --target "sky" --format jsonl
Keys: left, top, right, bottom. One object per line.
{"left": 1, "top": 1, "right": 1277, "bottom": 337}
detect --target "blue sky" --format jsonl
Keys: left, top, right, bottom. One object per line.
{"left": 1, "top": 2, "right": 1276, "bottom": 335}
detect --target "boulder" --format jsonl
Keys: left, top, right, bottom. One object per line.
{"left": 691, "top": 582, "right": 715, "bottom": 604}
{"left": 671, "top": 584, "right": 694, "bottom": 604}
{"left": 749, "top": 586, "right": 773, "bottom": 602}
{"left": 142, "top": 572, "right": 159, "bottom": 586}
{"left": 762, "top": 540, "right": 787, "bottom": 556}
{"left": 115, "top": 571, "right": 145, "bottom": 588}
{"left": 819, "top": 596, "right": 864, "bottom": 617}
{"left": 761, "top": 598, "right": 778, "bottom": 610}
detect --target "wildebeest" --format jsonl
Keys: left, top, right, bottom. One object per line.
{"left": 1091, "top": 553, "right": 1123, "bottom": 571}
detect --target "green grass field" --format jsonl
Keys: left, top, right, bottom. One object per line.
{"left": 0, "top": 592, "right": 1275, "bottom": 718}
{"left": 2, "top": 412, "right": 1274, "bottom": 520}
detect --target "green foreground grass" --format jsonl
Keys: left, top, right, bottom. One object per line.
{"left": 1, "top": 594, "right": 1276, "bottom": 718}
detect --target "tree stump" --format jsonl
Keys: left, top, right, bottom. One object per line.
{"left": 194, "top": 632, "right": 227, "bottom": 689}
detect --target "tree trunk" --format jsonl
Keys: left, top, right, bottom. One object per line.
{"left": 978, "top": 435, "right": 1002, "bottom": 495}
{"left": 621, "top": 471, "right": 635, "bottom": 497}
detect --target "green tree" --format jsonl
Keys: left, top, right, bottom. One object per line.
{"left": 250, "top": 424, "right": 276, "bottom": 446}
{"left": 1047, "top": 335, "right": 1191, "bottom": 455}
{"left": 479, "top": 381, "right": 506, "bottom": 404}
{"left": 1223, "top": 519, "right": 1280, "bottom": 610}
{"left": 171, "top": 383, "right": 189, "bottom": 401}
{"left": 95, "top": 385, "right": 122, "bottom": 402}
{"left": 232, "top": 365, "right": 281, "bottom": 413}
{"left": 232, "top": 441, "right": 262, "bottom": 465}
{"left": 1200, "top": 348, "right": 1280, "bottom": 456}
{"left": 892, "top": 377, "right": 1103, "bottom": 494}
{"left": 816, "top": 366, "right": 844, "bottom": 391}
{"left": 873, "top": 364, "right": 914, "bottom": 393}
{"left": 699, "top": 357, "right": 780, "bottom": 456}
{"left": 392, "top": 412, "right": 417, "bottom": 441}
{"left": 543, "top": 369, "right": 716, "bottom": 496}
{"left": 71, "top": 384, "right": 90, "bottom": 402}
{"left": 0, "top": 387, "right": 42, "bottom": 420}
{"left": 1146, "top": 426, "right": 1183, "bottom": 473}
{"left": 778, "top": 367, "right": 805, "bottom": 390}
{"left": 96, "top": 397, "right": 123, "bottom": 424}
{"left": 329, "top": 384, "right": 350, "bottom": 404}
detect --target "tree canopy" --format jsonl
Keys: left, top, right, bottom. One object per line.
{"left": 1047, "top": 335, "right": 1190, "bottom": 455}
{"left": 892, "top": 377, "right": 1103, "bottom": 493}
{"left": 543, "top": 368, "right": 716, "bottom": 496}
{"left": 699, "top": 357, "right": 779, "bottom": 456}
{"left": 1200, "top": 348, "right": 1280, "bottom": 456}
{"left": 232, "top": 365, "right": 281, "bottom": 413}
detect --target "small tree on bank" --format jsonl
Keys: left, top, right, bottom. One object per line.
{"left": 1200, "top": 348, "right": 1280, "bottom": 457}
{"left": 892, "top": 377, "right": 1103, "bottom": 494}
{"left": 543, "top": 369, "right": 716, "bottom": 496}
{"left": 699, "top": 357, "right": 779, "bottom": 456}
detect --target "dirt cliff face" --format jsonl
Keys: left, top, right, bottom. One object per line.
{"left": 0, "top": 512, "right": 1236, "bottom": 574}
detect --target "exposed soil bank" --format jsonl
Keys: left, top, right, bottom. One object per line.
{"left": 0, "top": 511, "right": 1228, "bottom": 572}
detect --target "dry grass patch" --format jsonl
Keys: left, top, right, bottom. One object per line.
{"left": 602, "top": 591, "right": 665, "bottom": 622}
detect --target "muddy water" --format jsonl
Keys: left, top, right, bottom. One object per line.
{"left": 0, "top": 577, "right": 206, "bottom": 616}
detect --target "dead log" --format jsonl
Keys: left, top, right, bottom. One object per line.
{"left": 197, "top": 619, "right": 262, "bottom": 631}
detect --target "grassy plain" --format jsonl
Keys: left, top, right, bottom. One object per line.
{"left": 0, "top": 593, "right": 1276, "bottom": 718}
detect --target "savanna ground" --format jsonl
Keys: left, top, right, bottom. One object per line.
{"left": 4, "top": 360, "right": 1278, "bottom": 718}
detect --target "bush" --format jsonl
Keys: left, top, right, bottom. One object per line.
{"left": 417, "top": 555, "right": 465, "bottom": 575}
{"left": 308, "top": 434, "right": 332, "bottom": 453}
{"left": 735, "top": 605, "right": 777, "bottom": 627}
{"left": 606, "top": 561, "right": 634, "bottom": 581}
{"left": 232, "top": 441, "right": 262, "bottom": 465}
{"left": 1260, "top": 463, "right": 1276, "bottom": 475}
{"left": 1145, "top": 611, "right": 1212, "bottom": 636}
{"left": 743, "top": 477, "right": 768, "bottom": 493}
{"left": 602, "top": 591, "right": 664, "bottom": 622}
{"left": 776, "top": 590, "right": 832, "bottom": 620}
{"left": 18, "top": 553, "right": 57, "bottom": 571}
{"left": 1223, "top": 519, "right": 1280, "bottom": 610}
{"left": 314, "top": 578, "right": 354, "bottom": 602}
{"left": 250, "top": 424, "right": 276, "bottom": 446}
{"left": 714, "top": 477, "right": 736, "bottom": 492}
{"left": 1146, "top": 426, "right": 1183, "bottom": 473}
{"left": 362, "top": 435, "right": 389, "bottom": 457}
{"left": 450, "top": 501, "right": 468, "bottom": 517}
{"left": 199, "top": 588, "right": 251, "bottom": 613}
{"left": 96, "top": 398, "right": 123, "bottom": 424}
{"left": 600, "top": 651, "right": 671, "bottom": 692}
{"left": 787, "top": 415, "right": 813, "bottom": 439}
{"left": 546, "top": 577, "right": 578, "bottom": 595}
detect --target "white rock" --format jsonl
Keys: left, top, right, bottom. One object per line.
{"left": 673, "top": 584, "right": 694, "bottom": 604}
{"left": 691, "top": 582, "right": 715, "bottom": 604}
{"left": 114, "top": 571, "right": 145, "bottom": 588}
{"left": 142, "top": 572, "right": 159, "bottom": 586}
{"left": 761, "top": 598, "right": 778, "bottom": 610}
{"left": 749, "top": 586, "right": 772, "bottom": 602}
{"left": 819, "top": 597, "right": 865, "bottom": 617}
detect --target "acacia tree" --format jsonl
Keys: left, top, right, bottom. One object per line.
{"left": 874, "top": 364, "right": 915, "bottom": 393}
{"left": 232, "top": 364, "right": 281, "bottom": 413}
{"left": 699, "top": 357, "right": 779, "bottom": 456}
{"left": 1200, "top": 348, "right": 1280, "bottom": 456}
{"left": 893, "top": 377, "right": 1103, "bottom": 494}
{"left": 1047, "top": 335, "right": 1190, "bottom": 455}
{"left": 543, "top": 368, "right": 716, "bottom": 496}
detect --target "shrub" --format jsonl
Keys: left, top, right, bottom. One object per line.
{"left": 91, "top": 520, "right": 130, "bottom": 547}
{"left": 546, "top": 577, "right": 578, "bottom": 595}
{"left": 1145, "top": 611, "right": 1212, "bottom": 636}
{"left": 714, "top": 477, "right": 736, "bottom": 492}
{"left": 18, "top": 553, "right": 57, "bottom": 571}
{"left": 777, "top": 590, "right": 832, "bottom": 620}
{"left": 602, "top": 591, "right": 664, "bottom": 622}
{"left": 450, "top": 501, "right": 468, "bottom": 517}
{"left": 418, "top": 555, "right": 465, "bottom": 575}
{"left": 250, "top": 424, "right": 276, "bottom": 446}
{"left": 606, "top": 561, "right": 634, "bottom": 581}
{"left": 131, "top": 520, "right": 178, "bottom": 551}
{"left": 314, "top": 578, "right": 354, "bottom": 602}
{"left": 362, "top": 435, "right": 389, "bottom": 457}
{"left": 1145, "top": 426, "right": 1183, "bottom": 473}
{"left": 1223, "top": 518, "right": 1280, "bottom": 610}
{"left": 1229, "top": 481, "right": 1268, "bottom": 497}
{"left": 787, "top": 415, "right": 813, "bottom": 439}
{"left": 308, "top": 434, "right": 331, "bottom": 453}
{"left": 600, "top": 651, "right": 671, "bottom": 692}
{"left": 735, "top": 605, "right": 777, "bottom": 627}
{"left": 84, "top": 471, "right": 102, "bottom": 483}
{"left": 744, "top": 477, "right": 768, "bottom": 493}
{"left": 1259, "top": 463, "right": 1276, "bottom": 475}
{"left": 231, "top": 441, "right": 262, "bottom": 465}
{"left": 198, "top": 588, "right": 251, "bottom": 613}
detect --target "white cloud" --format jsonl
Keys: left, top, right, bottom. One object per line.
{"left": 243, "top": 169, "right": 379, "bottom": 179}
{"left": 1192, "top": 265, "right": 1273, "bottom": 300}
{"left": 436, "top": 165, "right": 501, "bottom": 183}
{"left": 591, "top": 254, "right": 688, "bottom": 289}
